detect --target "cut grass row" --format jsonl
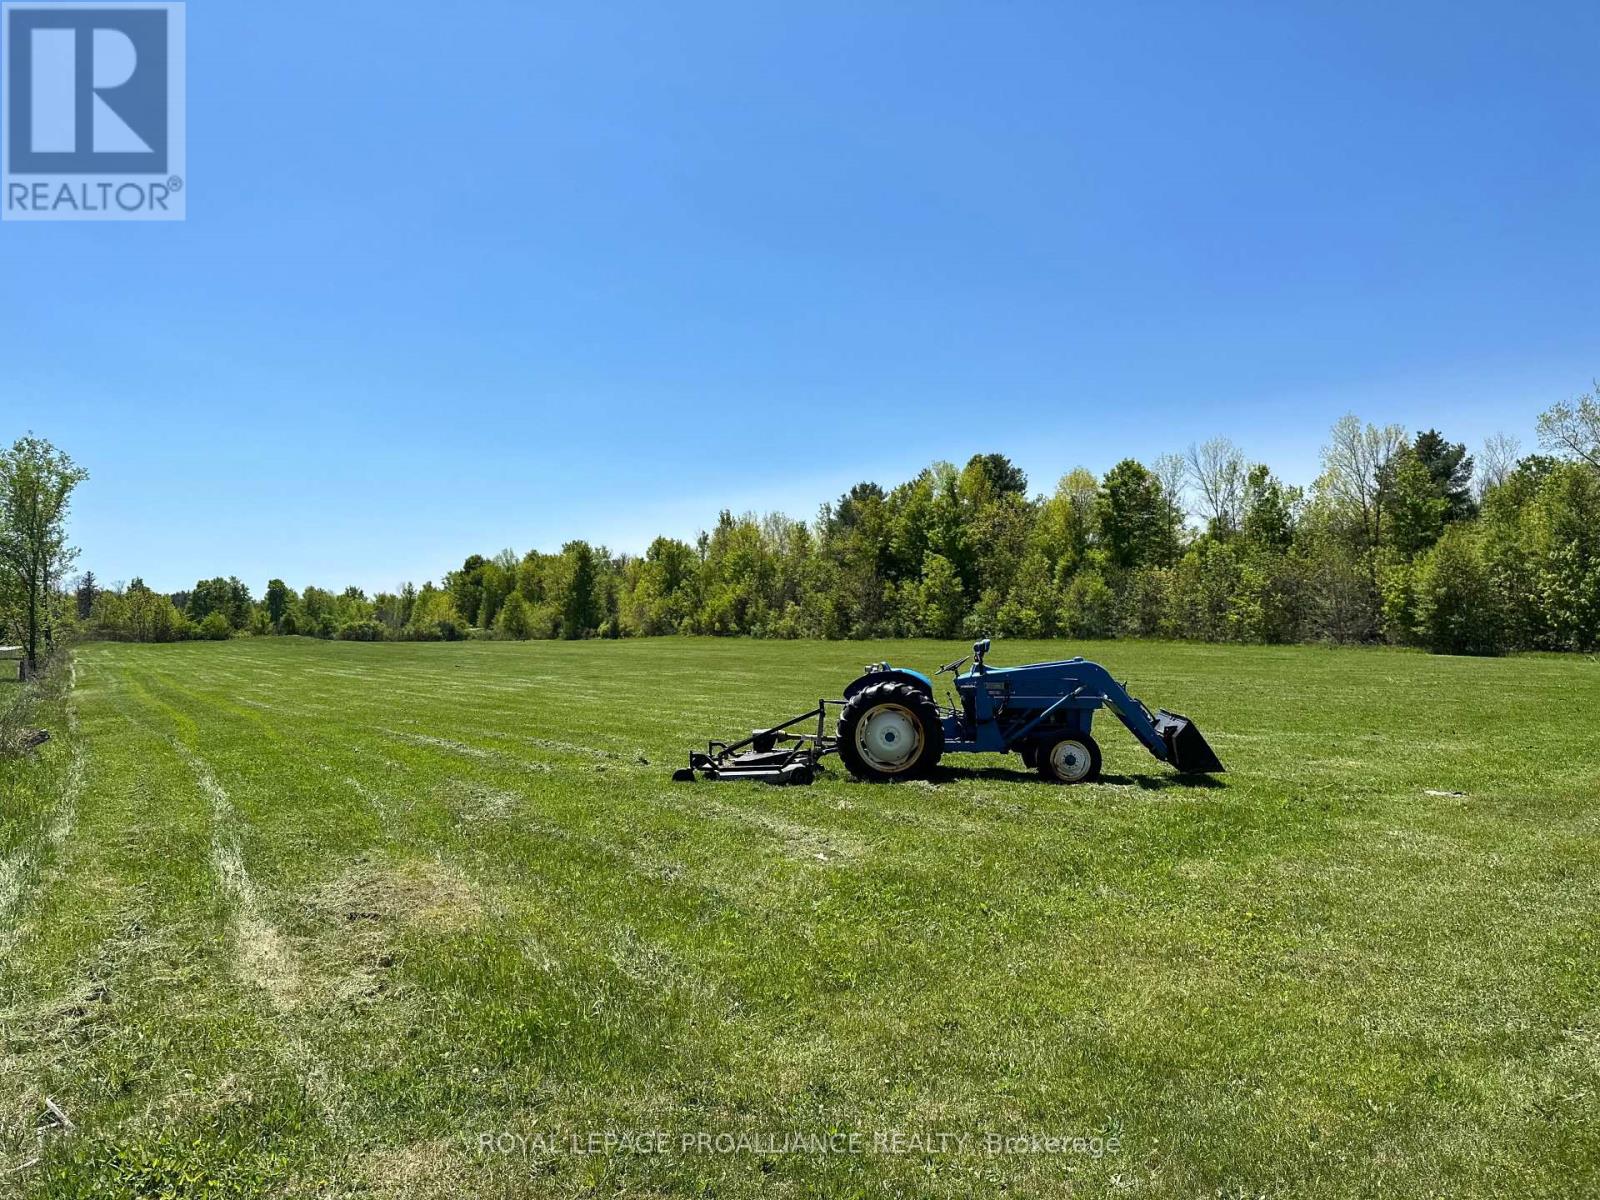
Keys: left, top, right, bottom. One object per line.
{"left": 0, "top": 637, "right": 1596, "bottom": 1197}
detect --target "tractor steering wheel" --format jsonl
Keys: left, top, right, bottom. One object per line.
{"left": 936, "top": 655, "right": 969, "bottom": 676}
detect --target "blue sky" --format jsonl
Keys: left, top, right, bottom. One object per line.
{"left": 4, "top": 1, "right": 1597, "bottom": 594}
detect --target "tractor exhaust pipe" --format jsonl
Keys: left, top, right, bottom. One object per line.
{"left": 1152, "top": 710, "right": 1225, "bottom": 774}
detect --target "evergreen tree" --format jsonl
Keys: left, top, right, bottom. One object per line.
{"left": 1412, "top": 429, "right": 1476, "bottom": 522}
{"left": 75, "top": 570, "right": 98, "bottom": 619}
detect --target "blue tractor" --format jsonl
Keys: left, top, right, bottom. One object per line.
{"left": 674, "top": 639, "right": 1224, "bottom": 785}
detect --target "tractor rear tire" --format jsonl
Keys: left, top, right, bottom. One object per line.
{"left": 837, "top": 682, "right": 944, "bottom": 782}
{"left": 1037, "top": 733, "right": 1101, "bottom": 784}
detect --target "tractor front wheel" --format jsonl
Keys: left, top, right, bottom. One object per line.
{"left": 837, "top": 682, "right": 944, "bottom": 782}
{"left": 1037, "top": 733, "right": 1101, "bottom": 784}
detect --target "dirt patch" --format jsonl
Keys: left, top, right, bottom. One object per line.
{"left": 306, "top": 854, "right": 482, "bottom": 1011}
{"left": 435, "top": 780, "right": 528, "bottom": 824}
{"left": 313, "top": 853, "right": 482, "bottom": 934}
{"left": 359, "top": 1137, "right": 492, "bottom": 1199}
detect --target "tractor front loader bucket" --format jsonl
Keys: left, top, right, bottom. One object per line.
{"left": 672, "top": 702, "right": 840, "bottom": 785}
{"left": 1152, "top": 710, "right": 1226, "bottom": 774}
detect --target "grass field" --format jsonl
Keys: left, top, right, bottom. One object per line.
{"left": 1, "top": 637, "right": 1597, "bottom": 1198}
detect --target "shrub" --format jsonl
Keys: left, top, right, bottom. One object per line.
{"left": 1413, "top": 527, "right": 1503, "bottom": 655}
{"left": 526, "top": 604, "right": 561, "bottom": 640}
{"left": 1060, "top": 571, "right": 1116, "bottom": 639}
{"left": 494, "top": 593, "right": 533, "bottom": 640}
{"left": 198, "top": 612, "right": 231, "bottom": 641}
{"left": 1119, "top": 566, "right": 1169, "bottom": 638}
{"left": 401, "top": 619, "right": 463, "bottom": 642}
{"left": 336, "top": 619, "right": 386, "bottom": 642}
{"left": 1379, "top": 560, "right": 1421, "bottom": 647}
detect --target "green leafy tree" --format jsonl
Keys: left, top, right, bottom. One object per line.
{"left": 1232, "top": 549, "right": 1307, "bottom": 643}
{"left": 1481, "top": 459, "right": 1600, "bottom": 650}
{"left": 818, "top": 484, "right": 893, "bottom": 637}
{"left": 407, "top": 584, "right": 464, "bottom": 640}
{"left": 1412, "top": 527, "right": 1503, "bottom": 655}
{"left": 1240, "top": 465, "right": 1297, "bottom": 552}
{"left": 1167, "top": 539, "right": 1246, "bottom": 641}
{"left": 1031, "top": 468, "right": 1098, "bottom": 579}
{"left": 479, "top": 555, "right": 513, "bottom": 630}
{"left": 334, "top": 586, "right": 374, "bottom": 627}
{"left": 886, "top": 463, "right": 965, "bottom": 583}
{"left": 0, "top": 435, "right": 89, "bottom": 673}
{"left": 374, "top": 589, "right": 412, "bottom": 632}
{"left": 1060, "top": 570, "right": 1116, "bottom": 639}
{"left": 558, "top": 541, "right": 600, "bottom": 639}
{"left": 1384, "top": 448, "right": 1447, "bottom": 557}
{"left": 299, "top": 586, "right": 339, "bottom": 638}
{"left": 1000, "top": 550, "right": 1058, "bottom": 638}
{"left": 959, "top": 453, "right": 1028, "bottom": 503}
{"left": 447, "top": 555, "right": 488, "bottom": 627}
{"left": 264, "top": 578, "right": 293, "bottom": 628}
{"left": 187, "top": 577, "right": 253, "bottom": 630}
{"left": 624, "top": 536, "right": 699, "bottom": 635}
{"left": 494, "top": 591, "right": 533, "bottom": 639}
{"left": 1096, "top": 459, "right": 1177, "bottom": 570}
{"left": 1536, "top": 383, "right": 1600, "bottom": 470}
{"left": 909, "top": 552, "right": 966, "bottom": 638}
{"left": 198, "top": 611, "right": 232, "bottom": 641}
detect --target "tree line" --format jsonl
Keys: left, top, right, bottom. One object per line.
{"left": 65, "top": 386, "right": 1600, "bottom": 656}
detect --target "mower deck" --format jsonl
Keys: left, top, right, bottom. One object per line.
{"left": 672, "top": 701, "right": 841, "bottom": 785}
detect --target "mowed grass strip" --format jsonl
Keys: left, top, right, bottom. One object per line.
{"left": 0, "top": 637, "right": 1596, "bottom": 1198}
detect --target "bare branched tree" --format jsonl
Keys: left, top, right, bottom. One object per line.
{"left": 1476, "top": 432, "right": 1521, "bottom": 497}
{"left": 1151, "top": 452, "right": 1189, "bottom": 545}
{"left": 1184, "top": 437, "right": 1248, "bottom": 535}
{"left": 1320, "top": 414, "right": 1406, "bottom": 554}
{"left": 1536, "top": 383, "right": 1600, "bottom": 470}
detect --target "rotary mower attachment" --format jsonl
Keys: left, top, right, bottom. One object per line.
{"left": 671, "top": 701, "right": 841, "bottom": 785}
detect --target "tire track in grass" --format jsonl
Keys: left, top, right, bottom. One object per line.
{"left": 126, "top": 645, "right": 915, "bottom": 1143}
{"left": 0, "top": 656, "right": 86, "bottom": 957}
{"left": 125, "top": 656, "right": 478, "bottom": 1147}
{"left": 3, "top": 657, "right": 245, "bottom": 1179}
{"left": 167, "top": 734, "right": 353, "bottom": 1130}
